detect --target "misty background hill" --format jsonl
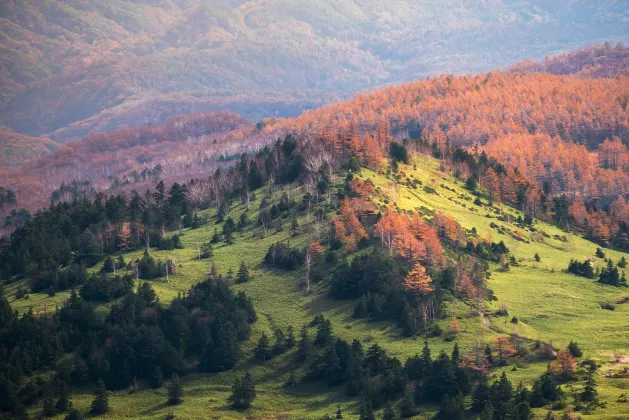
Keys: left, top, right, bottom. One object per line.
{"left": 1, "top": 0, "right": 628, "bottom": 144}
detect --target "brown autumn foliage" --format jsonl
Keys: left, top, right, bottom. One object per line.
{"left": 374, "top": 207, "right": 445, "bottom": 268}
{"left": 509, "top": 42, "right": 629, "bottom": 79}
{"left": 0, "top": 127, "right": 57, "bottom": 169}
{"left": 550, "top": 349, "right": 578, "bottom": 378}
{"left": 403, "top": 263, "right": 434, "bottom": 295}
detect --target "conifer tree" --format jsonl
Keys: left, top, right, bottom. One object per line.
{"left": 471, "top": 377, "right": 490, "bottom": 412}
{"left": 237, "top": 261, "right": 250, "bottom": 283}
{"left": 229, "top": 371, "right": 256, "bottom": 409}
{"left": 254, "top": 332, "right": 271, "bottom": 362}
{"left": 298, "top": 325, "right": 312, "bottom": 361}
{"left": 90, "top": 379, "right": 109, "bottom": 415}
{"left": 167, "top": 374, "right": 183, "bottom": 405}
{"left": 435, "top": 395, "right": 464, "bottom": 420}
{"left": 581, "top": 370, "right": 598, "bottom": 402}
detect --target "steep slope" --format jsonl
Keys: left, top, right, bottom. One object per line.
{"left": 1, "top": 0, "right": 628, "bottom": 141}
{"left": 0, "top": 126, "right": 56, "bottom": 169}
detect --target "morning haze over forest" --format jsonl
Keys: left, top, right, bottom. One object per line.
{"left": 0, "top": 1, "right": 629, "bottom": 419}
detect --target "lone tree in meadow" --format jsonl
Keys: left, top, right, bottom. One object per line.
{"left": 167, "top": 374, "right": 184, "bottom": 405}
{"left": 229, "top": 371, "right": 256, "bottom": 409}
{"left": 237, "top": 261, "right": 250, "bottom": 283}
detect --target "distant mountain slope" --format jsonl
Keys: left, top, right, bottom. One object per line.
{"left": 0, "top": 127, "right": 56, "bottom": 169}
{"left": 509, "top": 42, "right": 629, "bottom": 77}
{"left": 1, "top": 0, "right": 627, "bottom": 142}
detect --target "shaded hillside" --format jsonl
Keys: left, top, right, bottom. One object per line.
{"left": 0, "top": 127, "right": 56, "bottom": 169}
{"left": 0, "top": 112, "right": 251, "bottom": 210}
{"left": 1, "top": 0, "right": 628, "bottom": 141}
{"left": 509, "top": 42, "right": 629, "bottom": 78}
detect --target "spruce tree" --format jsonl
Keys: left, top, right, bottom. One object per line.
{"left": 229, "top": 371, "right": 256, "bottom": 409}
{"left": 471, "top": 377, "right": 490, "bottom": 412}
{"left": 435, "top": 395, "right": 464, "bottom": 420}
{"left": 90, "top": 379, "right": 109, "bottom": 415}
{"left": 254, "top": 332, "right": 271, "bottom": 362}
{"left": 399, "top": 390, "right": 416, "bottom": 418}
{"left": 567, "top": 341, "right": 582, "bottom": 357}
{"left": 237, "top": 261, "right": 250, "bottom": 283}
{"left": 285, "top": 325, "right": 296, "bottom": 348}
{"left": 291, "top": 218, "right": 299, "bottom": 236}
{"left": 479, "top": 402, "right": 494, "bottom": 420}
{"left": 451, "top": 343, "right": 460, "bottom": 364}
{"left": 297, "top": 325, "right": 312, "bottom": 361}
{"left": 335, "top": 406, "right": 343, "bottom": 419}
{"left": 167, "top": 374, "right": 184, "bottom": 405}
{"left": 315, "top": 319, "right": 333, "bottom": 346}
{"left": 581, "top": 370, "right": 597, "bottom": 402}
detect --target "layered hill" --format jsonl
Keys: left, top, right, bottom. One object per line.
{"left": 1, "top": 0, "right": 628, "bottom": 142}
{"left": 509, "top": 42, "right": 629, "bottom": 78}
{"left": 0, "top": 127, "right": 56, "bottom": 169}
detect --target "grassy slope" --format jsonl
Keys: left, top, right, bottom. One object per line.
{"left": 9, "top": 153, "right": 629, "bottom": 419}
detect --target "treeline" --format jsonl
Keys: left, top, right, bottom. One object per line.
{"left": 0, "top": 274, "right": 256, "bottom": 416}
{"left": 254, "top": 314, "right": 593, "bottom": 420}
{"left": 0, "top": 135, "right": 326, "bottom": 280}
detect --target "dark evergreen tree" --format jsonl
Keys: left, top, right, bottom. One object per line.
{"left": 285, "top": 325, "right": 296, "bottom": 348}
{"left": 398, "top": 391, "right": 416, "bottom": 418}
{"left": 315, "top": 319, "right": 333, "bottom": 346}
{"left": 254, "top": 333, "right": 272, "bottom": 362}
{"left": 434, "top": 395, "right": 464, "bottom": 420}
{"left": 90, "top": 379, "right": 109, "bottom": 415}
{"left": 568, "top": 341, "right": 583, "bottom": 358}
{"left": 471, "top": 377, "right": 491, "bottom": 412}
{"left": 581, "top": 370, "right": 598, "bottom": 402}
{"left": 297, "top": 325, "right": 313, "bottom": 362}
{"left": 229, "top": 371, "right": 256, "bottom": 409}
{"left": 167, "top": 374, "right": 183, "bottom": 405}
{"left": 236, "top": 261, "right": 250, "bottom": 284}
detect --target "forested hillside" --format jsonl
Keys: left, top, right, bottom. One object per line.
{"left": 1, "top": 0, "right": 627, "bottom": 143}
{"left": 0, "top": 127, "right": 56, "bottom": 169}
{"left": 509, "top": 42, "right": 629, "bottom": 78}
{"left": 1, "top": 129, "right": 628, "bottom": 419}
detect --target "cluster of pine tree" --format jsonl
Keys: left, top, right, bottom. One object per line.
{"left": 0, "top": 271, "right": 256, "bottom": 416}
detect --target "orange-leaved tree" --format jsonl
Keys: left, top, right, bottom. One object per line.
{"left": 404, "top": 263, "right": 433, "bottom": 295}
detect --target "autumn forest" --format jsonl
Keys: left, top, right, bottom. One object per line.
{"left": 1, "top": 1, "right": 629, "bottom": 420}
